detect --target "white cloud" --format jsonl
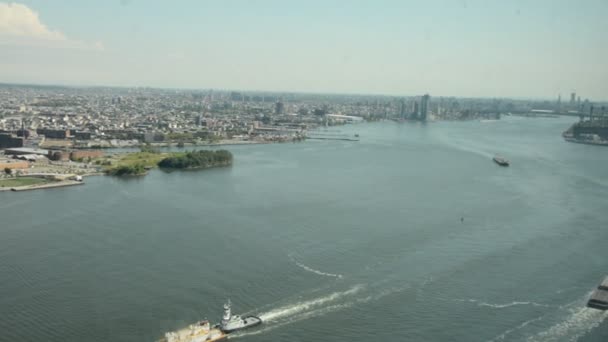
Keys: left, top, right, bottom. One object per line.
{"left": 0, "top": 2, "right": 102, "bottom": 50}
{"left": 0, "top": 3, "right": 65, "bottom": 40}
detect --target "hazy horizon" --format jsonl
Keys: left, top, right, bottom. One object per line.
{"left": 3, "top": 81, "right": 603, "bottom": 104}
{"left": 1, "top": 0, "right": 607, "bottom": 100}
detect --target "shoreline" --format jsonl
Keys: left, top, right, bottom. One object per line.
{"left": 563, "top": 137, "right": 608, "bottom": 146}
{"left": 159, "top": 162, "right": 232, "bottom": 172}
{"left": 69, "top": 140, "right": 273, "bottom": 150}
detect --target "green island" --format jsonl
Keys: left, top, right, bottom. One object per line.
{"left": 99, "top": 149, "right": 233, "bottom": 176}
{"left": 158, "top": 150, "right": 233, "bottom": 169}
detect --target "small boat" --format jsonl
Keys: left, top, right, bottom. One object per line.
{"left": 218, "top": 300, "right": 262, "bottom": 333}
{"left": 354, "top": 134, "right": 359, "bottom": 138}
{"left": 493, "top": 156, "right": 509, "bottom": 167}
{"left": 587, "top": 276, "right": 608, "bottom": 310}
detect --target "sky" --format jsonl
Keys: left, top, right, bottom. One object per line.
{"left": 0, "top": 0, "right": 607, "bottom": 99}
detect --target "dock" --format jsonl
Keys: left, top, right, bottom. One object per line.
{"left": 306, "top": 137, "right": 359, "bottom": 141}
{"left": 587, "top": 276, "right": 608, "bottom": 310}
{"left": 9, "top": 180, "right": 84, "bottom": 192}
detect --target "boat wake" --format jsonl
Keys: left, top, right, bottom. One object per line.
{"left": 525, "top": 306, "right": 608, "bottom": 342}
{"left": 454, "top": 298, "right": 552, "bottom": 309}
{"left": 441, "top": 137, "right": 494, "bottom": 159}
{"left": 487, "top": 316, "right": 544, "bottom": 342}
{"left": 289, "top": 254, "right": 343, "bottom": 279}
{"left": 484, "top": 292, "right": 607, "bottom": 342}
{"left": 230, "top": 301, "right": 354, "bottom": 339}
{"left": 229, "top": 283, "right": 409, "bottom": 339}
{"left": 259, "top": 284, "right": 363, "bottom": 322}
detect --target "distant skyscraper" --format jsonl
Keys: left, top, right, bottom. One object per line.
{"left": 399, "top": 99, "right": 406, "bottom": 118}
{"left": 570, "top": 92, "right": 576, "bottom": 105}
{"left": 556, "top": 94, "right": 561, "bottom": 112}
{"left": 230, "top": 92, "right": 242, "bottom": 101}
{"left": 420, "top": 94, "right": 430, "bottom": 121}
{"left": 275, "top": 101, "right": 284, "bottom": 115}
{"left": 413, "top": 101, "right": 419, "bottom": 119}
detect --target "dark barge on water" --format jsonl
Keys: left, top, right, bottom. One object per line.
{"left": 587, "top": 276, "right": 608, "bottom": 310}
{"left": 493, "top": 156, "right": 509, "bottom": 167}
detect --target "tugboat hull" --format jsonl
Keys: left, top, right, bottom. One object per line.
{"left": 220, "top": 315, "right": 262, "bottom": 333}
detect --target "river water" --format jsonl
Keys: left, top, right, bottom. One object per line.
{"left": 1, "top": 116, "right": 607, "bottom": 342}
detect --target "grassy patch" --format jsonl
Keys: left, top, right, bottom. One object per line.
{"left": 114, "top": 152, "right": 169, "bottom": 168}
{"left": 100, "top": 151, "right": 194, "bottom": 176}
{"left": 0, "top": 177, "right": 49, "bottom": 188}
{"left": 98, "top": 152, "right": 172, "bottom": 172}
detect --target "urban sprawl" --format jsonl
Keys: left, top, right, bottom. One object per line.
{"left": 1, "top": 84, "right": 607, "bottom": 179}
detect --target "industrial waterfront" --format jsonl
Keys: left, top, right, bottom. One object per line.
{"left": 1, "top": 116, "right": 607, "bottom": 342}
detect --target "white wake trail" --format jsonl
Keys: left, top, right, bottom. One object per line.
{"left": 259, "top": 284, "right": 363, "bottom": 322}
{"left": 526, "top": 307, "right": 608, "bottom": 342}
{"left": 487, "top": 316, "right": 544, "bottom": 342}
{"left": 454, "top": 298, "right": 552, "bottom": 309}
{"left": 231, "top": 284, "right": 409, "bottom": 339}
{"left": 231, "top": 302, "right": 353, "bottom": 339}
{"left": 289, "top": 254, "right": 343, "bottom": 279}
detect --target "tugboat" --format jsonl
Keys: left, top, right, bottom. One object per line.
{"left": 587, "top": 276, "right": 608, "bottom": 310}
{"left": 219, "top": 300, "right": 262, "bottom": 333}
{"left": 493, "top": 156, "right": 509, "bottom": 167}
{"left": 158, "top": 300, "right": 261, "bottom": 341}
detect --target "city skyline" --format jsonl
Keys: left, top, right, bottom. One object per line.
{"left": 1, "top": 1, "right": 607, "bottom": 100}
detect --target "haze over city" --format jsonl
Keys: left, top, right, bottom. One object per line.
{"left": 1, "top": 0, "right": 607, "bottom": 99}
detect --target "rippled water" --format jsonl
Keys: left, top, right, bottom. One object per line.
{"left": 1, "top": 116, "right": 607, "bottom": 342}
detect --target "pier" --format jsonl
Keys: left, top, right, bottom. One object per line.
{"left": 9, "top": 180, "right": 84, "bottom": 192}
{"left": 306, "top": 131, "right": 359, "bottom": 141}
{"left": 306, "top": 137, "right": 359, "bottom": 141}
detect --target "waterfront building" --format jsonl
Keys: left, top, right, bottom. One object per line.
{"left": 400, "top": 99, "right": 407, "bottom": 118}
{"left": 420, "top": 94, "right": 430, "bottom": 121}
{"left": 0, "top": 133, "right": 24, "bottom": 149}
{"left": 570, "top": 92, "right": 576, "bottom": 105}
{"left": 36, "top": 128, "right": 71, "bottom": 139}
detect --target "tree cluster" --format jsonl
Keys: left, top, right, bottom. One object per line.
{"left": 107, "top": 164, "right": 146, "bottom": 176}
{"left": 157, "top": 150, "right": 232, "bottom": 169}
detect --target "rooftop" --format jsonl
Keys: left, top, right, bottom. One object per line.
{"left": 4, "top": 147, "right": 49, "bottom": 155}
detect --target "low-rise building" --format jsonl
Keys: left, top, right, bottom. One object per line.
{"left": 36, "top": 128, "right": 72, "bottom": 139}
{"left": 0, "top": 133, "right": 24, "bottom": 149}
{"left": 4, "top": 147, "right": 49, "bottom": 156}
{"left": 70, "top": 150, "right": 104, "bottom": 160}
{"left": 0, "top": 159, "right": 29, "bottom": 170}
